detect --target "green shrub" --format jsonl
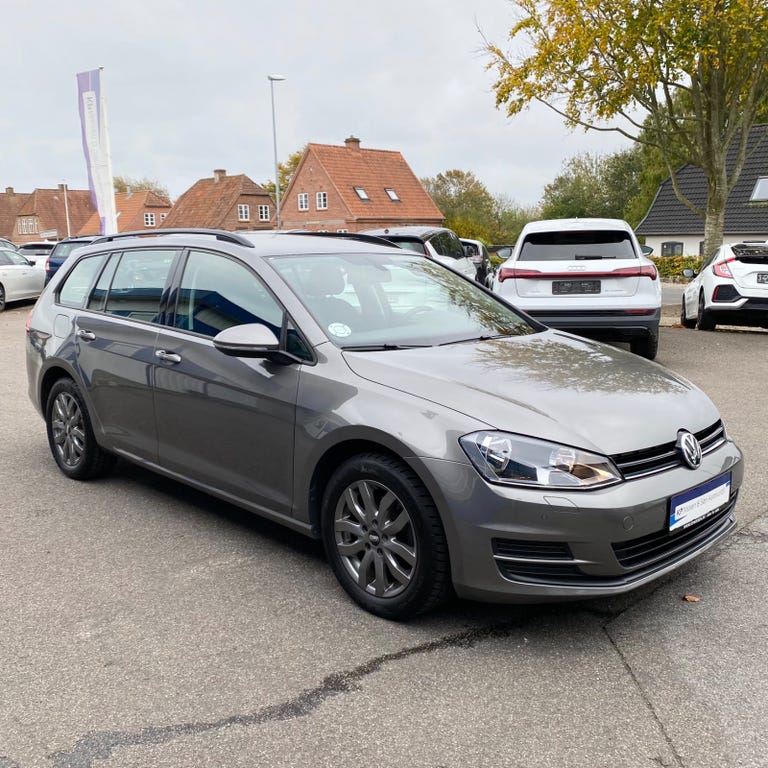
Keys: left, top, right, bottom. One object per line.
{"left": 649, "top": 254, "right": 703, "bottom": 279}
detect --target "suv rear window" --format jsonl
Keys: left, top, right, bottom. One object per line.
{"left": 518, "top": 231, "right": 637, "bottom": 262}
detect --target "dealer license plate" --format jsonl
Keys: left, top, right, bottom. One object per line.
{"left": 669, "top": 472, "right": 731, "bottom": 533}
{"left": 552, "top": 279, "right": 601, "bottom": 295}
{"left": 757, "top": 273, "right": 768, "bottom": 284}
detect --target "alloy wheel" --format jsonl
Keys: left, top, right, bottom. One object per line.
{"left": 50, "top": 392, "right": 86, "bottom": 468}
{"left": 333, "top": 479, "right": 417, "bottom": 598}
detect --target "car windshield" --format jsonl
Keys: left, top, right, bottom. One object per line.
{"left": 269, "top": 251, "right": 537, "bottom": 348}
{"left": 518, "top": 231, "right": 637, "bottom": 261}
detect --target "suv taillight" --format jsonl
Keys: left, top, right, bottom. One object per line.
{"left": 497, "top": 267, "right": 543, "bottom": 282}
{"left": 45, "top": 257, "right": 51, "bottom": 274}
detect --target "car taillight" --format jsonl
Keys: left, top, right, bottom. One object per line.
{"left": 497, "top": 267, "right": 543, "bottom": 282}
{"left": 611, "top": 264, "right": 658, "bottom": 280}
{"left": 26, "top": 310, "right": 33, "bottom": 332}
{"left": 45, "top": 257, "right": 51, "bottom": 274}
{"left": 713, "top": 258, "right": 734, "bottom": 279}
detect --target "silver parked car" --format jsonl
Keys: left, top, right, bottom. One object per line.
{"left": 26, "top": 230, "right": 743, "bottom": 619}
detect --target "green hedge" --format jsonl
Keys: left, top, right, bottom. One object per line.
{"left": 649, "top": 254, "right": 703, "bottom": 279}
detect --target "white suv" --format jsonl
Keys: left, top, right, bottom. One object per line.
{"left": 494, "top": 218, "right": 661, "bottom": 359}
{"left": 681, "top": 241, "right": 768, "bottom": 331}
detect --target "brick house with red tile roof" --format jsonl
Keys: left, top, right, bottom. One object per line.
{"left": 282, "top": 136, "right": 444, "bottom": 232}
{"left": 160, "top": 169, "right": 275, "bottom": 230}
{"left": 0, "top": 187, "right": 31, "bottom": 243}
{"left": 77, "top": 190, "right": 172, "bottom": 235}
{"left": 5, "top": 185, "right": 94, "bottom": 244}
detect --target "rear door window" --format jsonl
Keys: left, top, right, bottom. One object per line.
{"left": 103, "top": 249, "right": 176, "bottom": 321}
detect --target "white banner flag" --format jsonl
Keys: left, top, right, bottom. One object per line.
{"left": 77, "top": 69, "right": 118, "bottom": 235}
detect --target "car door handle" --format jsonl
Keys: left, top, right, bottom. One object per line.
{"left": 155, "top": 349, "right": 182, "bottom": 364}
{"left": 77, "top": 329, "right": 96, "bottom": 341}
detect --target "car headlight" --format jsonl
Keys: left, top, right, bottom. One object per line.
{"left": 459, "top": 431, "right": 622, "bottom": 489}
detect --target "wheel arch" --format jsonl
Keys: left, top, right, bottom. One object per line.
{"left": 304, "top": 436, "right": 453, "bottom": 542}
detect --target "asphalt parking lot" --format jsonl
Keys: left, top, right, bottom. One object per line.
{"left": 1, "top": 300, "right": 766, "bottom": 768}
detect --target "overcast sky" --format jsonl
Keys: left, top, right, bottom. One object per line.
{"left": 3, "top": 0, "right": 631, "bottom": 206}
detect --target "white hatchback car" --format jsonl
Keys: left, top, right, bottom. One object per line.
{"left": 0, "top": 247, "right": 45, "bottom": 311}
{"left": 681, "top": 241, "right": 768, "bottom": 331}
{"left": 494, "top": 218, "right": 661, "bottom": 359}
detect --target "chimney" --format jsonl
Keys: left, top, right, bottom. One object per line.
{"left": 213, "top": 169, "right": 227, "bottom": 182}
{"left": 5, "top": 186, "right": 14, "bottom": 195}
{"left": 344, "top": 136, "right": 361, "bottom": 152}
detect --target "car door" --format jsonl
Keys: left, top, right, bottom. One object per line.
{"left": 152, "top": 248, "right": 302, "bottom": 520}
{"left": 65, "top": 247, "right": 178, "bottom": 462}
{"left": 0, "top": 250, "right": 40, "bottom": 299}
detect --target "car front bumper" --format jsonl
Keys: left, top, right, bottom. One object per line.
{"left": 419, "top": 439, "right": 742, "bottom": 603}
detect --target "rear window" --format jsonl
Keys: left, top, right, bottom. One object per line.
{"left": 518, "top": 231, "right": 637, "bottom": 262}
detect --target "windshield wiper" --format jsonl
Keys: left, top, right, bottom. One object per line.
{"left": 439, "top": 334, "right": 509, "bottom": 346}
{"left": 341, "top": 343, "right": 432, "bottom": 351}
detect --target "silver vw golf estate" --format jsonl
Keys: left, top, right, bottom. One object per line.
{"left": 26, "top": 230, "right": 743, "bottom": 619}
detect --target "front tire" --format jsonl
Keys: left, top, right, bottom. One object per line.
{"left": 696, "top": 292, "right": 716, "bottom": 331}
{"left": 321, "top": 453, "right": 450, "bottom": 620}
{"left": 45, "top": 378, "right": 116, "bottom": 480}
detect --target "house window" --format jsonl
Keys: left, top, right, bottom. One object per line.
{"left": 661, "top": 241, "right": 683, "bottom": 257}
{"left": 385, "top": 188, "right": 400, "bottom": 201}
{"left": 258, "top": 204, "right": 270, "bottom": 222}
{"left": 238, "top": 204, "right": 250, "bottom": 221}
{"left": 750, "top": 177, "right": 768, "bottom": 201}
{"left": 316, "top": 191, "right": 328, "bottom": 210}
{"left": 18, "top": 217, "right": 37, "bottom": 234}
{"left": 160, "top": 213, "right": 167, "bottom": 221}
{"left": 336, "top": 229, "right": 348, "bottom": 233}
{"left": 353, "top": 186, "right": 370, "bottom": 201}
{"left": 298, "top": 193, "right": 309, "bottom": 211}
{"left": 144, "top": 213, "right": 156, "bottom": 227}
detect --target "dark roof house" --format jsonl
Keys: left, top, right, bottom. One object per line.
{"left": 281, "top": 136, "right": 443, "bottom": 232}
{"left": 636, "top": 123, "right": 768, "bottom": 256}
{"left": 161, "top": 169, "right": 275, "bottom": 230}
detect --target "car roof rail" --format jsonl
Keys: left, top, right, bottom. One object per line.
{"left": 289, "top": 230, "right": 398, "bottom": 248}
{"left": 90, "top": 229, "right": 256, "bottom": 248}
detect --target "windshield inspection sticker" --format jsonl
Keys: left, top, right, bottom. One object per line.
{"left": 327, "top": 323, "right": 352, "bottom": 338}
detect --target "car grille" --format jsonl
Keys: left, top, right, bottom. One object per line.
{"left": 611, "top": 420, "right": 726, "bottom": 480}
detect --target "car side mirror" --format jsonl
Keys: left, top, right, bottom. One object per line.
{"left": 213, "top": 323, "right": 300, "bottom": 364}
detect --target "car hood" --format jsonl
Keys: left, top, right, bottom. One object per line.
{"left": 342, "top": 330, "right": 719, "bottom": 456}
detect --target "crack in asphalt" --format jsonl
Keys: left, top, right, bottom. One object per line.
{"left": 5, "top": 525, "right": 760, "bottom": 768}
{"left": 46, "top": 622, "right": 520, "bottom": 768}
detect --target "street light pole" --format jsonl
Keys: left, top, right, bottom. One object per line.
{"left": 268, "top": 74, "right": 286, "bottom": 230}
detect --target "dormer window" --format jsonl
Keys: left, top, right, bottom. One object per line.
{"left": 750, "top": 177, "right": 768, "bottom": 201}
{"left": 385, "top": 188, "right": 400, "bottom": 201}
{"left": 354, "top": 186, "right": 370, "bottom": 201}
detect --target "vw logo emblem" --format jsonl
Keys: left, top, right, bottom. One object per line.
{"left": 677, "top": 431, "right": 702, "bottom": 469}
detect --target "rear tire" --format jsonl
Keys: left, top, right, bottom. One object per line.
{"left": 45, "top": 378, "right": 116, "bottom": 480}
{"left": 696, "top": 292, "right": 716, "bottom": 331}
{"left": 321, "top": 453, "right": 451, "bottom": 620}
{"left": 680, "top": 297, "right": 696, "bottom": 328}
{"left": 0, "top": 283, "right": 6, "bottom": 312}
{"left": 630, "top": 330, "right": 659, "bottom": 360}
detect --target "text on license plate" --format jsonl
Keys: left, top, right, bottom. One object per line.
{"left": 669, "top": 472, "right": 731, "bottom": 532}
{"left": 552, "top": 279, "right": 601, "bottom": 295}
{"left": 757, "top": 273, "right": 768, "bottom": 284}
